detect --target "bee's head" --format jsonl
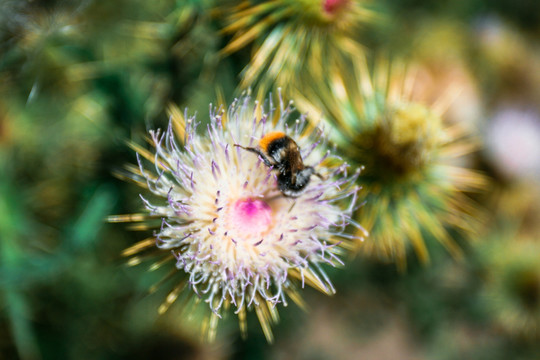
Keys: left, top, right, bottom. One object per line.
{"left": 297, "top": 166, "right": 316, "bottom": 186}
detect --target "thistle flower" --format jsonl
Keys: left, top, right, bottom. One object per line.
{"left": 219, "top": 0, "right": 375, "bottom": 98}
{"left": 296, "top": 59, "right": 487, "bottom": 269}
{"left": 110, "top": 95, "right": 364, "bottom": 342}
{"left": 485, "top": 107, "right": 540, "bottom": 181}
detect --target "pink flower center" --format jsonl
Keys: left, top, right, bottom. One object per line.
{"left": 227, "top": 198, "right": 273, "bottom": 238}
{"left": 322, "top": 0, "right": 349, "bottom": 15}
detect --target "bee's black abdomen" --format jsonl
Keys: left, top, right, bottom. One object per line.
{"left": 277, "top": 167, "right": 315, "bottom": 197}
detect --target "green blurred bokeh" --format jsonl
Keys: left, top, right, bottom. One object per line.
{"left": 1, "top": 0, "right": 539, "bottom": 359}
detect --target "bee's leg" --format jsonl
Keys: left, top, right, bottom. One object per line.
{"left": 234, "top": 144, "right": 275, "bottom": 168}
{"left": 306, "top": 166, "right": 327, "bottom": 181}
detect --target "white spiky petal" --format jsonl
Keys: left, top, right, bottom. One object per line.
{"left": 133, "top": 95, "right": 364, "bottom": 339}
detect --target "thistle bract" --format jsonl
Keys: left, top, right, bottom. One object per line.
{"left": 296, "top": 59, "right": 487, "bottom": 269}
{"left": 220, "top": 0, "right": 375, "bottom": 98}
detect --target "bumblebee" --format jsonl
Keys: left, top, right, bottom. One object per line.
{"left": 236, "top": 131, "right": 323, "bottom": 197}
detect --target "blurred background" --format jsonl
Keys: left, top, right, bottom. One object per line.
{"left": 1, "top": 0, "right": 540, "bottom": 359}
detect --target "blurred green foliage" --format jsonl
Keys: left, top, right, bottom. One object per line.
{"left": 1, "top": 0, "right": 539, "bottom": 359}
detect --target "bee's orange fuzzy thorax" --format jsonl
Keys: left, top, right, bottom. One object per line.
{"left": 259, "top": 131, "right": 286, "bottom": 152}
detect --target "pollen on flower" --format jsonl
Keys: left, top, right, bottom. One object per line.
{"left": 226, "top": 198, "right": 273, "bottom": 238}
{"left": 112, "top": 94, "right": 365, "bottom": 342}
